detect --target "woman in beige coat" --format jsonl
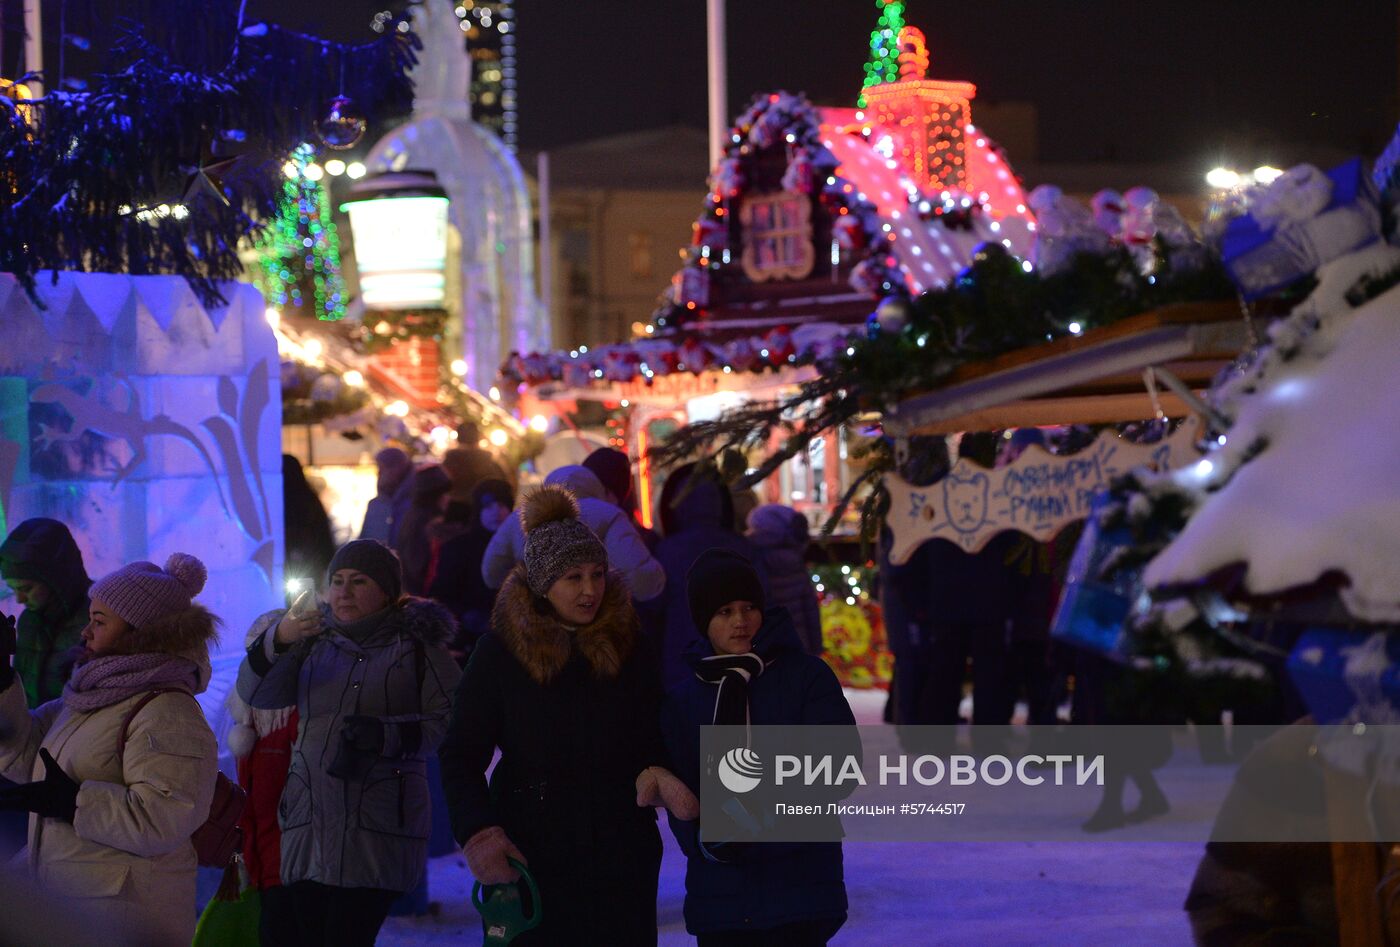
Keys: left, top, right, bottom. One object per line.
{"left": 0, "top": 553, "right": 219, "bottom": 947}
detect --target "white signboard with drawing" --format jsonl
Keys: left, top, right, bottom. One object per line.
{"left": 883, "top": 421, "right": 1200, "bottom": 563}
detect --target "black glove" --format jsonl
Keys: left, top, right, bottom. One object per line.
{"left": 0, "top": 612, "right": 15, "bottom": 693}
{"left": 327, "top": 716, "right": 385, "bottom": 781}
{"left": 0, "top": 749, "right": 79, "bottom": 822}
{"left": 341, "top": 715, "right": 386, "bottom": 754}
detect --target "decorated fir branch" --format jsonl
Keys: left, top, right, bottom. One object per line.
{"left": 280, "top": 358, "right": 370, "bottom": 427}
{"left": 646, "top": 240, "right": 1236, "bottom": 537}
{"left": 0, "top": 0, "right": 418, "bottom": 306}
{"left": 355, "top": 311, "right": 451, "bottom": 353}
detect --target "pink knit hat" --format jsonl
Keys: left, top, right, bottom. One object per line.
{"left": 89, "top": 553, "right": 208, "bottom": 630}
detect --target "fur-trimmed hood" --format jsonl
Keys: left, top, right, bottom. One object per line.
{"left": 492, "top": 564, "right": 637, "bottom": 685}
{"left": 115, "top": 602, "right": 220, "bottom": 656}
{"left": 102, "top": 602, "right": 219, "bottom": 693}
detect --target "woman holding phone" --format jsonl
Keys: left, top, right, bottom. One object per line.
{"left": 237, "top": 539, "right": 461, "bottom": 946}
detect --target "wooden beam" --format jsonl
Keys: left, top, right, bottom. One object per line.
{"left": 893, "top": 390, "right": 1204, "bottom": 434}
{"left": 886, "top": 304, "right": 1248, "bottom": 435}
{"left": 936, "top": 301, "right": 1242, "bottom": 387}
{"left": 1325, "top": 763, "right": 1388, "bottom": 947}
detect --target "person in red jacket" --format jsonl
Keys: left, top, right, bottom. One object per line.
{"left": 226, "top": 623, "right": 299, "bottom": 946}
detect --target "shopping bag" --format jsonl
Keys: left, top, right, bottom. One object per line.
{"left": 1050, "top": 491, "right": 1137, "bottom": 661}
{"left": 192, "top": 885, "right": 260, "bottom": 947}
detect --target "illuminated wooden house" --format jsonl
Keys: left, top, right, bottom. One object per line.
{"left": 505, "top": 26, "right": 1039, "bottom": 529}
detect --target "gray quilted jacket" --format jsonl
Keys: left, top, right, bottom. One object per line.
{"left": 236, "top": 597, "right": 461, "bottom": 892}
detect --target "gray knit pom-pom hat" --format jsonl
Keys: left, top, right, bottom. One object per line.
{"left": 520, "top": 484, "right": 607, "bottom": 596}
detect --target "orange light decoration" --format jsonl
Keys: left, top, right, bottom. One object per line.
{"left": 637, "top": 425, "right": 654, "bottom": 529}
{"left": 0, "top": 78, "right": 35, "bottom": 125}
{"left": 896, "top": 26, "right": 929, "bottom": 80}
{"left": 862, "top": 29, "right": 977, "bottom": 193}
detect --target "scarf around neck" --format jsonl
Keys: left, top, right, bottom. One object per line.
{"left": 63, "top": 652, "right": 201, "bottom": 713}
{"left": 694, "top": 652, "right": 767, "bottom": 736}
{"left": 327, "top": 606, "right": 392, "bottom": 642}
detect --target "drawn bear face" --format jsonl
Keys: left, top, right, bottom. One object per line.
{"left": 942, "top": 469, "right": 990, "bottom": 534}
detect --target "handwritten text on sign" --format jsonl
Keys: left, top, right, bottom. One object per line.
{"left": 884, "top": 423, "right": 1199, "bottom": 564}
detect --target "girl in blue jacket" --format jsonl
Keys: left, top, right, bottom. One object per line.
{"left": 662, "top": 548, "right": 855, "bottom": 945}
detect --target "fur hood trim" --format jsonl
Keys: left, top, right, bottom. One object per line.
{"left": 492, "top": 564, "right": 636, "bottom": 685}
{"left": 116, "top": 602, "right": 220, "bottom": 657}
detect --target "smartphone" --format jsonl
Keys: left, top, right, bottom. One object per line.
{"left": 285, "top": 576, "right": 317, "bottom": 612}
{"left": 288, "top": 589, "right": 318, "bottom": 619}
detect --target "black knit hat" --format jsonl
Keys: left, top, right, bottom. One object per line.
{"left": 686, "top": 548, "right": 764, "bottom": 637}
{"left": 327, "top": 540, "right": 403, "bottom": 601}
{"left": 583, "top": 448, "right": 633, "bottom": 506}
{"left": 471, "top": 478, "right": 515, "bottom": 511}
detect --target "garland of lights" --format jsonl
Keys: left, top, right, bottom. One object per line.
{"left": 259, "top": 145, "right": 348, "bottom": 320}
{"left": 648, "top": 91, "right": 904, "bottom": 338}
{"left": 857, "top": 0, "right": 907, "bottom": 108}
{"left": 355, "top": 310, "right": 451, "bottom": 353}
{"left": 644, "top": 240, "right": 1236, "bottom": 534}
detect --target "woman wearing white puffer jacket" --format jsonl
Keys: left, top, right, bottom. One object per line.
{"left": 0, "top": 553, "right": 219, "bottom": 947}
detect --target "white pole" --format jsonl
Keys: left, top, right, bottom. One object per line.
{"left": 706, "top": 0, "right": 727, "bottom": 169}
{"left": 22, "top": 0, "right": 43, "bottom": 98}
{"left": 537, "top": 151, "right": 553, "bottom": 344}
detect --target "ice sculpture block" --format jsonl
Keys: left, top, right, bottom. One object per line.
{"left": 0, "top": 272, "right": 284, "bottom": 756}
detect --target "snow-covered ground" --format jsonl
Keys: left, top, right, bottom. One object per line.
{"left": 382, "top": 690, "right": 1208, "bottom": 945}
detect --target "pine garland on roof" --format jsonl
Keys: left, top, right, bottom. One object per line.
{"left": 646, "top": 241, "right": 1235, "bottom": 534}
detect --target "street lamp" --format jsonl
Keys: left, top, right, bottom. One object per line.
{"left": 1205, "top": 167, "right": 1241, "bottom": 189}
{"left": 341, "top": 170, "right": 450, "bottom": 309}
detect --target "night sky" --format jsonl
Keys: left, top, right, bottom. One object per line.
{"left": 11, "top": 0, "right": 1399, "bottom": 165}
{"left": 506, "top": 0, "right": 1399, "bottom": 166}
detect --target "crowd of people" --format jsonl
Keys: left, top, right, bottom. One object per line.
{"left": 0, "top": 441, "right": 847, "bottom": 946}
{"left": 0, "top": 430, "right": 1302, "bottom": 945}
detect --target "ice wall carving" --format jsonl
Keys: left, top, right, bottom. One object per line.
{"left": 0, "top": 273, "right": 283, "bottom": 740}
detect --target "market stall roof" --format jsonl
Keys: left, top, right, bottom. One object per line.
{"left": 816, "top": 107, "right": 1036, "bottom": 295}
{"left": 1143, "top": 243, "right": 1400, "bottom": 623}
{"left": 500, "top": 92, "right": 1037, "bottom": 397}
{"left": 883, "top": 301, "right": 1247, "bottom": 435}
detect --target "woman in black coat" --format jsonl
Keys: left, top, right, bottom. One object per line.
{"left": 439, "top": 485, "right": 697, "bottom": 945}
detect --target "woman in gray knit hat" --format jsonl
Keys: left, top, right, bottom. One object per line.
{"left": 440, "top": 484, "right": 697, "bottom": 945}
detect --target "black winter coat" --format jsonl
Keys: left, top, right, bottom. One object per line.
{"left": 661, "top": 607, "right": 855, "bottom": 935}
{"left": 439, "top": 566, "right": 668, "bottom": 945}
{"left": 427, "top": 524, "right": 498, "bottom": 655}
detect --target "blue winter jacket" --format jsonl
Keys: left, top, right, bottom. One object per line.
{"left": 661, "top": 606, "right": 855, "bottom": 934}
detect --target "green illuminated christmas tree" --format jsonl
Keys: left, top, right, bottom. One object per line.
{"left": 258, "top": 144, "right": 347, "bottom": 321}
{"left": 858, "top": 0, "right": 907, "bottom": 107}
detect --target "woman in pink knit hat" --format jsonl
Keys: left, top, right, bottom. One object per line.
{"left": 0, "top": 552, "right": 219, "bottom": 947}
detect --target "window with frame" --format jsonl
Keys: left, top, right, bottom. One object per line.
{"left": 740, "top": 191, "right": 815, "bottom": 282}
